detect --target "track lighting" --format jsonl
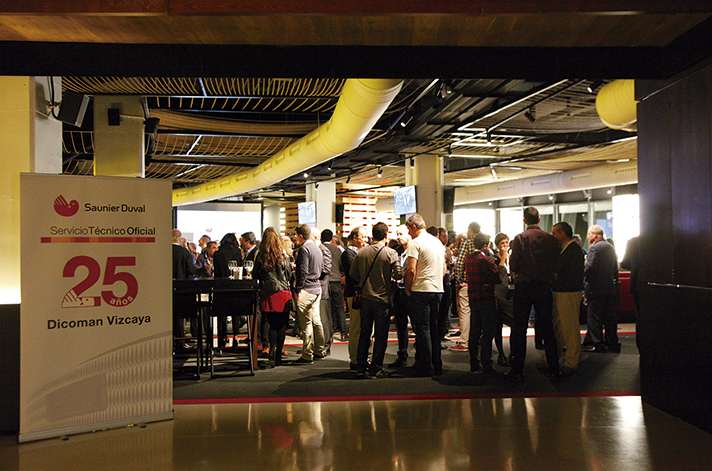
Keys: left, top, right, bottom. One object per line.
{"left": 346, "top": 175, "right": 351, "bottom": 183}
{"left": 587, "top": 80, "right": 603, "bottom": 93}
{"left": 524, "top": 108, "right": 536, "bottom": 123}
{"left": 377, "top": 167, "right": 383, "bottom": 178}
{"left": 303, "top": 172, "right": 309, "bottom": 178}
{"left": 548, "top": 194, "right": 554, "bottom": 201}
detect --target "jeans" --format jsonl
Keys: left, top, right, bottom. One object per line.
{"left": 469, "top": 301, "right": 498, "bottom": 369}
{"left": 510, "top": 280, "right": 559, "bottom": 374}
{"left": 357, "top": 298, "right": 391, "bottom": 373}
{"left": 392, "top": 287, "right": 410, "bottom": 359}
{"left": 407, "top": 291, "right": 443, "bottom": 374}
{"left": 329, "top": 281, "right": 347, "bottom": 334}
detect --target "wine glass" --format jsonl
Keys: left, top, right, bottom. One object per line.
{"left": 228, "top": 260, "right": 237, "bottom": 279}
{"left": 244, "top": 260, "right": 253, "bottom": 279}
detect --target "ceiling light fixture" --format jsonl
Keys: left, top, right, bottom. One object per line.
{"left": 548, "top": 194, "right": 554, "bottom": 201}
{"left": 346, "top": 176, "right": 351, "bottom": 183}
{"left": 587, "top": 80, "right": 603, "bottom": 93}
{"left": 524, "top": 108, "right": 536, "bottom": 123}
{"left": 377, "top": 167, "right": 383, "bottom": 178}
{"left": 303, "top": 172, "right": 309, "bottom": 178}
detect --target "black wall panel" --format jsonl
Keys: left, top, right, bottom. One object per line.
{"left": 636, "top": 64, "right": 712, "bottom": 433}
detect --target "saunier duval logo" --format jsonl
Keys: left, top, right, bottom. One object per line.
{"left": 54, "top": 195, "right": 79, "bottom": 217}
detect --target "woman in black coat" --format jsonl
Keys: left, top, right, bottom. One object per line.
{"left": 213, "top": 233, "right": 243, "bottom": 348}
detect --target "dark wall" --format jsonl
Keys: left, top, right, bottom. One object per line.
{"left": 0, "top": 304, "right": 20, "bottom": 434}
{"left": 636, "top": 63, "right": 712, "bottom": 433}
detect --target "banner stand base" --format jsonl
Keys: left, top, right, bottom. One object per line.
{"left": 18, "top": 410, "right": 174, "bottom": 444}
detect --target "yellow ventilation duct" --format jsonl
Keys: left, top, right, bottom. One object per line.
{"left": 596, "top": 79, "right": 637, "bottom": 132}
{"left": 172, "top": 79, "right": 403, "bottom": 206}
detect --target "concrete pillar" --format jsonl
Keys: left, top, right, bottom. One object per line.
{"left": 413, "top": 154, "right": 444, "bottom": 228}
{"left": 307, "top": 181, "right": 336, "bottom": 233}
{"left": 0, "top": 76, "right": 62, "bottom": 303}
{"left": 1, "top": 76, "right": 62, "bottom": 433}
{"left": 93, "top": 95, "right": 146, "bottom": 177}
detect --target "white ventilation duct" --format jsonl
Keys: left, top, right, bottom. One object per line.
{"left": 454, "top": 161, "right": 638, "bottom": 205}
{"left": 172, "top": 79, "right": 403, "bottom": 206}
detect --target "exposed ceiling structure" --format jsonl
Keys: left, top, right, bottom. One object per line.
{"left": 1, "top": 1, "right": 710, "bottom": 204}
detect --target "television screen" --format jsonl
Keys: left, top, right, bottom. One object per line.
{"left": 393, "top": 185, "right": 417, "bottom": 215}
{"left": 298, "top": 201, "right": 317, "bottom": 225}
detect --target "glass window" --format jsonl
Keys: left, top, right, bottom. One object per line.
{"left": 558, "top": 203, "right": 589, "bottom": 245}
{"left": 612, "top": 194, "right": 640, "bottom": 262}
{"left": 453, "top": 208, "right": 495, "bottom": 238}
{"left": 499, "top": 208, "right": 524, "bottom": 239}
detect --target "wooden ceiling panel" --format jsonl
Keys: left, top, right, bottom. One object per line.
{"left": 0, "top": 13, "right": 708, "bottom": 47}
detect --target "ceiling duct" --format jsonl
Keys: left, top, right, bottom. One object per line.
{"left": 596, "top": 79, "right": 637, "bottom": 132}
{"left": 453, "top": 161, "right": 638, "bottom": 205}
{"left": 172, "top": 79, "right": 403, "bottom": 206}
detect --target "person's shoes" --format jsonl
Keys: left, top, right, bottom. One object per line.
{"left": 482, "top": 366, "right": 502, "bottom": 376}
{"left": 433, "top": 367, "right": 443, "bottom": 376}
{"left": 281, "top": 350, "right": 289, "bottom": 357}
{"left": 608, "top": 344, "right": 621, "bottom": 353}
{"left": 450, "top": 344, "right": 468, "bottom": 351}
{"left": 559, "top": 366, "right": 577, "bottom": 376}
{"left": 583, "top": 345, "right": 607, "bottom": 353}
{"left": 350, "top": 363, "right": 358, "bottom": 371}
{"left": 356, "top": 371, "right": 368, "bottom": 379}
{"left": 410, "top": 368, "right": 434, "bottom": 378}
{"left": 238, "top": 337, "right": 249, "bottom": 345}
{"left": 313, "top": 353, "right": 326, "bottom": 360}
{"left": 497, "top": 355, "right": 510, "bottom": 366}
{"left": 292, "top": 357, "right": 313, "bottom": 365}
{"left": 388, "top": 357, "right": 407, "bottom": 368}
{"left": 506, "top": 370, "right": 525, "bottom": 382}
{"left": 440, "top": 344, "right": 449, "bottom": 350}
{"left": 470, "top": 364, "right": 482, "bottom": 374}
{"left": 266, "top": 360, "right": 276, "bottom": 368}
{"left": 548, "top": 370, "right": 563, "bottom": 379}
{"left": 260, "top": 348, "right": 270, "bottom": 356}
{"left": 340, "top": 332, "right": 349, "bottom": 341}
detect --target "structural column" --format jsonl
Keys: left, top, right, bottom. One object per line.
{"left": 412, "top": 154, "right": 444, "bottom": 228}
{"left": 307, "top": 181, "right": 336, "bottom": 233}
{"left": 0, "top": 76, "right": 62, "bottom": 433}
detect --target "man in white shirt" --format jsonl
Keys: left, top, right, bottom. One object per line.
{"left": 404, "top": 214, "right": 446, "bottom": 377}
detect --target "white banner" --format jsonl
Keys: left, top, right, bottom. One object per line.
{"left": 19, "top": 174, "right": 173, "bottom": 443}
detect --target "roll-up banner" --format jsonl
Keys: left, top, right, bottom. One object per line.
{"left": 19, "top": 174, "right": 173, "bottom": 443}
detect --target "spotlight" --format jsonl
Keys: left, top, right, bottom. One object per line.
{"left": 524, "top": 108, "right": 536, "bottom": 123}
{"left": 548, "top": 194, "right": 554, "bottom": 201}
{"left": 587, "top": 80, "right": 603, "bottom": 93}
{"left": 486, "top": 131, "right": 492, "bottom": 143}
{"left": 315, "top": 183, "right": 319, "bottom": 189}
{"left": 303, "top": 172, "right": 309, "bottom": 178}
{"left": 346, "top": 175, "right": 351, "bottom": 183}
{"left": 377, "top": 167, "right": 383, "bottom": 178}
{"left": 607, "top": 187, "right": 614, "bottom": 195}
{"left": 327, "top": 160, "right": 334, "bottom": 171}
{"left": 399, "top": 115, "right": 413, "bottom": 128}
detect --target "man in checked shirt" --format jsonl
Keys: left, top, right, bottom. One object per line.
{"left": 452, "top": 221, "right": 481, "bottom": 350}
{"left": 465, "top": 232, "right": 503, "bottom": 375}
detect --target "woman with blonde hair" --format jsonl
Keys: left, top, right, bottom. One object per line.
{"left": 254, "top": 227, "right": 294, "bottom": 367}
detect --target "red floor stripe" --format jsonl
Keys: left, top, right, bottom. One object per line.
{"left": 174, "top": 390, "right": 640, "bottom": 405}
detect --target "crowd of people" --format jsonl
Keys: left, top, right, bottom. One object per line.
{"left": 172, "top": 205, "right": 623, "bottom": 380}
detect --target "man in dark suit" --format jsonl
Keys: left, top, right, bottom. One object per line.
{"left": 583, "top": 225, "right": 620, "bottom": 353}
{"left": 172, "top": 229, "right": 196, "bottom": 350}
{"left": 508, "top": 206, "right": 560, "bottom": 381}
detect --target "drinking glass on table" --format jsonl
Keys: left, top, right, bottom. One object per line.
{"left": 244, "top": 260, "right": 253, "bottom": 279}
{"left": 228, "top": 260, "right": 238, "bottom": 279}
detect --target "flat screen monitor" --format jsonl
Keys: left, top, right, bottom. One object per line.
{"left": 393, "top": 185, "right": 417, "bottom": 215}
{"left": 298, "top": 201, "right": 317, "bottom": 225}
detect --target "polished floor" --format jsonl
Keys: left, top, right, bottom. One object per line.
{"left": 2, "top": 396, "right": 711, "bottom": 470}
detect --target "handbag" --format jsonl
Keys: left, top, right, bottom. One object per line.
{"left": 351, "top": 245, "right": 385, "bottom": 310}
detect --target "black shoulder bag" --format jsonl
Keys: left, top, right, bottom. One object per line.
{"left": 352, "top": 246, "right": 385, "bottom": 310}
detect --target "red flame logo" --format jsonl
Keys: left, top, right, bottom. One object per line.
{"left": 54, "top": 195, "right": 79, "bottom": 217}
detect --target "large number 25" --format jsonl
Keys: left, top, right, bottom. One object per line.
{"left": 63, "top": 256, "right": 139, "bottom": 307}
